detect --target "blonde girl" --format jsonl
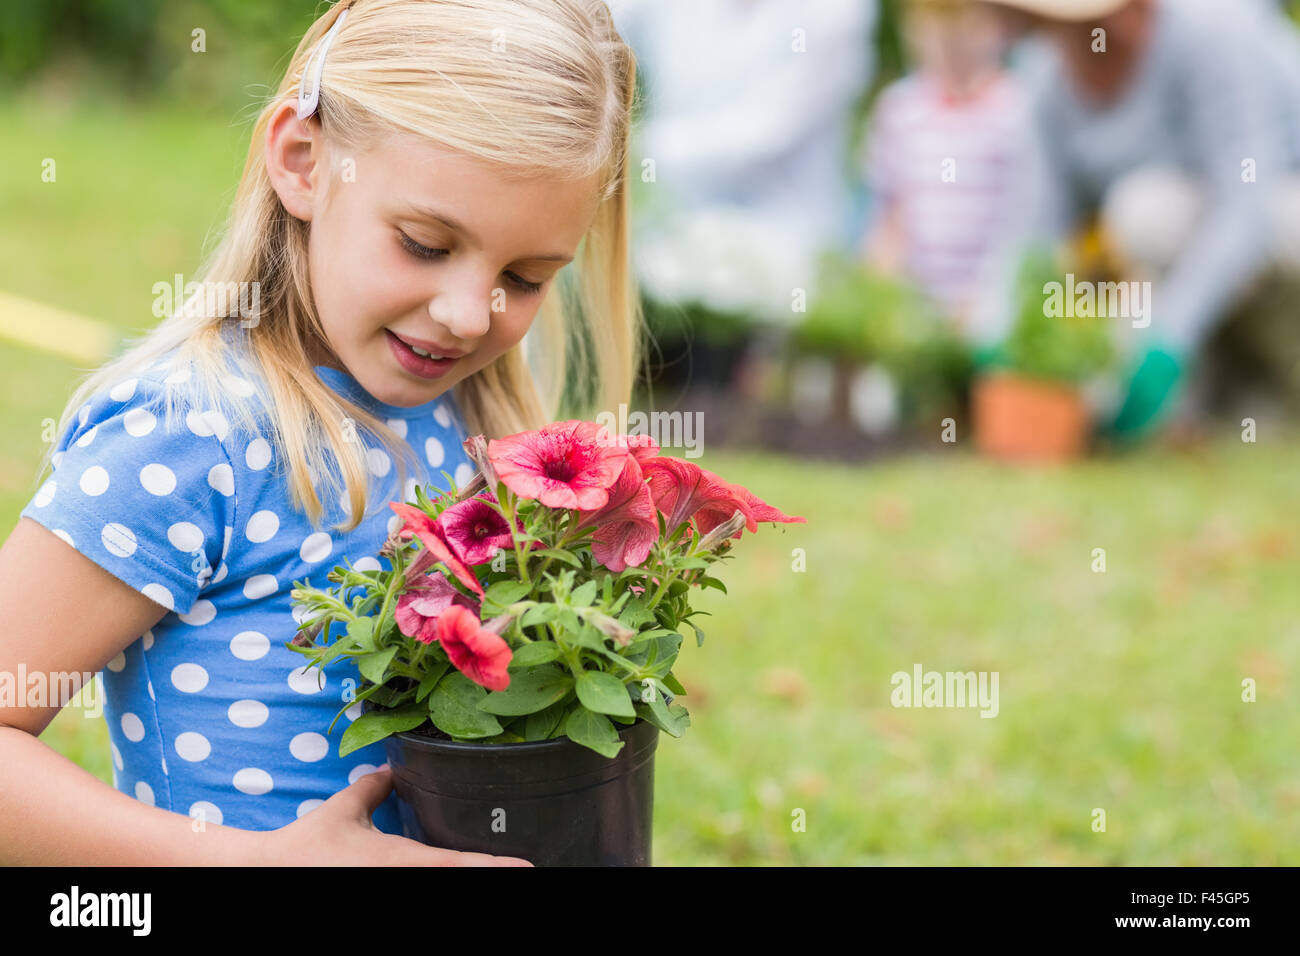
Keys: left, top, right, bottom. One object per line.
{"left": 0, "top": 0, "right": 641, "bottom": 865}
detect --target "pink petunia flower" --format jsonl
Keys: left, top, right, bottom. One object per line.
{"left": 438, "top": 493, "right": 518, "bottom": 566}
{"left": 488, "top": 420, "right": 629, "bottom": 510}
{"left": 641, "top": 457, "right": 805, "bottom": 540}
{"left": 395, "top": 573, "right": 479, "bottom": 644}
{"left": 435, "top": 605, "right": 513, "bottom": 692}
{"left": 575, "top": 453, "right": 657, "bottom": 572}
{"left": 389, "top": 501, "right": 484, "bottom": 596}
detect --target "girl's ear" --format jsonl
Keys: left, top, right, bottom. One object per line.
{"left": 265, "top": 100, "right": 322, "bottom": 222}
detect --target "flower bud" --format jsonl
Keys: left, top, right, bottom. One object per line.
{"left": 589, "top": 611, "right": 636, "bottom": 647}
{"left": 460, "top": 435, "right": 498, "bottom": 498}
{"left": 696, "top": 509, "right": 747, "bottom": 551}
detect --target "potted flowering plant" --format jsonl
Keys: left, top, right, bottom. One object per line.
{"left": 289, "top": 421, "right": 803, "bottom": 866}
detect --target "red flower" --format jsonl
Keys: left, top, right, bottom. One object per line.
{"left": 388, "top": 501, "right": 484, "bottom": 596}
{"left": 488, "top": 420, "right": 629, "bottom": 510}
{"left": 435, "top": 605, "right": 513, "bottom": 692}
{"left": 438, "top": 493, "right": 517, "bottom": 566}
{"left": 642, "top": 457, "right": 805, "bottom": 539}
{"left": 575, "top": 453, "right": 657, "bottom": 572}
{"left": 395, "top": 573, "right": 478, "bottom": 644}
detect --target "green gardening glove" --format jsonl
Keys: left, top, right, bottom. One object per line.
{"left": 1100, "top": 345, "right": 1186, "bottom": 443}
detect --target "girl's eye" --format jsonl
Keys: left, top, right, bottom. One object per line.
{"left": 504, "top": 272, "right": 543, "bottom": 295}
{"left": 398, "top": 231, "right": 445, "bottom": 260}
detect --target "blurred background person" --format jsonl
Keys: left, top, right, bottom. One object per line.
{"left": 860, "top": 0, "right": 1034, "bottom": 337}
{"left": 605, "top": 0, "right": 877, "bottom": 397}
{"left": 976, "top": 0, "right": 1300, "bottom": 440}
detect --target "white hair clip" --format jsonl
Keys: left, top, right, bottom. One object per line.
{"left": 297, "top": 7, "right": 351, "bottom": 120}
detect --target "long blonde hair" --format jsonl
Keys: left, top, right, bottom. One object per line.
{"left": 37, "top": 0, "right": 642, "bottom": 533}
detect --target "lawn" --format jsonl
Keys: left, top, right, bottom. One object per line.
{"left": 5, "top": 94, "right": 1299, "bottom": 865}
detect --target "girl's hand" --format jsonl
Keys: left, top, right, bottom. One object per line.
{"left": 263, "top": 764, "right": 533, "bottom": 866}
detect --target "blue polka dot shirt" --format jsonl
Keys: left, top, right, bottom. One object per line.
{"left": 20, "top": 350, "right": 477, "bottom": 834}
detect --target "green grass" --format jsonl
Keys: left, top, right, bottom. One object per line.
{"left": 3, "top": 95, "right": 1298, "bottom": 865}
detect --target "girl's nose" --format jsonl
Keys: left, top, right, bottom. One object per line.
{"left": 427, "top": 285, "right": 492, "bottom": 341}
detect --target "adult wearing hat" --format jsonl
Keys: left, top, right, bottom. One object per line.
{"left": 975, "top": 0, "right": 1300, "bottom": 439}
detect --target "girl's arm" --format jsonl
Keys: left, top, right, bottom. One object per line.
{"left": 0, "top": 518, "right": 530, "bottom": 866}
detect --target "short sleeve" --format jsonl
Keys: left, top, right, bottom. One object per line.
{"left": 20, "top": 374, "right": 237, "bottom": 617}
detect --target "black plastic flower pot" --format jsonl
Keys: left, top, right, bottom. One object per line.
{"left": 380, "top": 716, "right": 661, "bottom": 867}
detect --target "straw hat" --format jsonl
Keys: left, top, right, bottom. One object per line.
{"left": 977, "top": 0, "right": 1131, "bottom": 20}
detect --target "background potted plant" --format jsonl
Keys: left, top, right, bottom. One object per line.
{"left": 973, "top": 248, "right": 1115, "bottom": 461}
{"left": 289, "top": 422, "right": 803, "bottom": 866}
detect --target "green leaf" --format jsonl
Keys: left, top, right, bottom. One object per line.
{"left": 415, "top": 660, "right": 450, "bottom": 702}
{"left": 479, "top": 664, "right": 573, "bottom": 716}
{"left": 427, "top": 672, "right": 503, "bottom": 738}
{"left": 698, "top": 576, "right": 728, "bottom": 595}
{"left": 508, "top": 642, "right": 561, "bottom": 668}
{"left": 570, "top": 579, "right": 598, "bottom": 608}
{"left": 348, "top": 617, "right": 377, "bottom": 653}
{"left": 563, "top": 708, "right": 624, "bottom": 758}
{"left": 575, "top": 670, "right": 636, "bottom": 717}
{"left": 618, "top": 596, "right": 656, "bottom": 630}
{"left": 675, "top": 557, "right": 711, "bottom": 570}
{"left": 483, "top": 580, "right": 532, "bottom": 613}
{"left": 520, "top": 603, "right": 562, "bottom": 628}
{"left": 357, "top": 645, "right": 398, "bottom": 684}
{"left": 339, "top": 702, "right": 428, "bottom": 758}
{"left": 635, "top": 696, "right": 690, "bottom": 738}
{"left": 662, "top": 671, "right": 687, "bottom": 696}
{"left": 532, "top": 548, "right": 583, "bottom": 568}
{"left": 523, "top": 700, "right": 568, "bottom": 741}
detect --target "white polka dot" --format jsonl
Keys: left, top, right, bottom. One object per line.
{"left": 290, "top": 732, "right": 329, "bottom": 763}
{"left": 290, "top": 603, "right": 312, "bottom": 625}
{"left": 210, "top": 562, "right": 228, "bottom": 584}
{"left": 386, "top": 417, "right": 408, "bottom": 438}
{"left": 142, "top": 629, "right": 154, "bottom": 651}
{"left": 174, "top": 731, "right": 211, "bottom": 762}
{"left": 222, "top": 375, "right": 255, "bottom": 398}
{"left": 300, "top": 532, "right": 332, "bottom": 563}
{"left": 230, "top": 630, "right": 269, "bottom": 660}
{"left": 51, "top": 529, "right": 74, "bottom": 548}
{"left": 186, "top": 409, "right": 230, "bottom": 440}
{"left": 160, "top": 757, "right": 168, "bottom": 775}
{"left": 74, "top": 425, "right": 98, "bottom": 448}
{"left": 121, "top": 713, "right": 145, "bottom": 742}
{"left": 288, "top": 666, "right": 325, "bottom": 695}
{"left": 228, "top": 699, "right": 269, "bottom": 728}
{"left": 221, "top": 525, "right": 232, "bottom": 557}
{"left": 387, "top": 513, "right": 401, "bottom": 535}
{"left": 147, "top": 681, "right": 154, "bottom": 700}
{"left": 106, "top": 651, "right": 126, "bottom": 672}
{"left": 77, "top": 403, "right": 91, "bottom": 427}
{"left": 139, "top": 463, "right": 176, "bottom": 496}
{"left": 425, "top": 436, "right": 445, "bottom": 468}
{"left": 296, "top": 799, "right": 324, "bottom": 818}
{"left": 79, "top": 465, "right": 110, "bottom": 496}
{"left": 403, "top": 477, "right": 420, "bottom": 503}
{"left": 245, "top": 510, "right": 279, "bottom": 543}
{"left": 101, "top": 523, "right": 136, "bottom": 557}
{"left": 109, "top": 378, "right": 138, "bottom": 402}
{"left": 345, "top": 700, "right": 363, "bottom": 722}
{"left": 33, "top": 480, "right": 56, "bottom": 507}
{"left": 243, "top": 574, "right": 277, "bottom": 600}
{"left": 367, "top": 447, "right": 392, "bottom": 477}
{"left": 353, "top": 556, "right": 382, "bottom": 573}
{"left": 171, "top": 662, "right": 209, "bottom": 693}
{"left": 111, "top": 741, "right": 124, "bottom": 770}
{"left": 163, "top": 364, "right": 192, "bottom": 385}
{"left": 208, "top": 463, "right": 234, "bottom": 496}
{"left": 189, "top": 801, "right": 222, "bottom": 826}
{"left": 433, "top": 403, "right": 452, "bottom": 428}
{"left": 135, "top": 781, "right": 155, "bottom": 805}
{"left": 233, "top": 768, "right": 273, "bottom": 795}
{"left": 177, "top": 599, "right": 216, "bottom": 626}
{"left": 246, "top": 437, "right": 272, "bottom": 470}
{"left": 348, "top": 764, "right": 380, "bottom": 784}
{"left": 167, "top": 521, "right": 204, "bottom": 552}
{"left": 141, "top": 583, "right": 175, "bottom": 609}
{"left": 454, "top": 462, "right": 475, "bottom": 488}
{"left": 123, "top": 407, "right": 156, "bottom": 437}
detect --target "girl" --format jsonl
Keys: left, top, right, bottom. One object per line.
{"left": 0, "top": 0, "right": 641, "bottom": 865}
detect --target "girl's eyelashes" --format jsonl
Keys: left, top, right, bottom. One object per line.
{"left": 397, "top": 230, "right": 544, "bottom": 295}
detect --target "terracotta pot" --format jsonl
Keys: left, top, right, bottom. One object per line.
{"left": 972, "top": 372, "right": 1089, "bottom": 461}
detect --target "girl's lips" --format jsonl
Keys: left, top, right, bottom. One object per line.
{"left": 385, "top": 329, "right": 459, "bottom": 379}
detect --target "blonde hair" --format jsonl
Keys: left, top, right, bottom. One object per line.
{"left": 36, "top": 0, "right": 642, "bottom": 533}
